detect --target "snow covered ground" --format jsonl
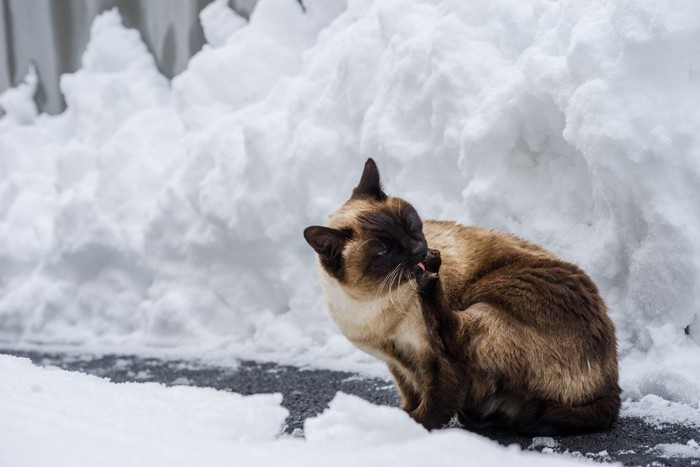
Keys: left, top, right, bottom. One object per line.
{"left": 0, "top": 354, "right": 596, "bottom": 467}
{"left": 1, "top": 0, "right": 700, "bottom": 438}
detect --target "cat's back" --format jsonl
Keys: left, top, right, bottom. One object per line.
{"left": 422, "top": 221, "right": 558, "bottom": 292}
{"left": 422, "top": 219, "right": 611, "bottom": 330}
{"left": 422, "top": 220, "right": 618, "bottom": 405}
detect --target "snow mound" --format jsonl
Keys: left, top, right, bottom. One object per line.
{"left": 298, "top": 393, "right": 595, "bottom": 466}
{"left": 0, "top": 357, "right": 594, "bottom": 467}
{"left": 0, "top": 0, "right": 699, "bottom": 410}
{"left": 305, "top": 392, "right": 427, "bottom": 444}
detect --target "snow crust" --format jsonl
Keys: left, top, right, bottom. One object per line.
{"left": 0, "top": 355, "right": 593, "bottom": 467}
{"left": 1, "top": 0, "right": 700, "bottom": 417}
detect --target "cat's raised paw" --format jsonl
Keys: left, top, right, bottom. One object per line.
{"left": 417, "top": 271, "right": 439, "bottom": 295}
{"left": 417, "top": 250, "right": 441, "bottom": 294}
{"left": 423, "top": 249, "right": 441, "bottom": 273}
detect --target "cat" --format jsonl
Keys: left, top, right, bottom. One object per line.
{"left": 303, "top": 158, "right": 620, "bottom": 435}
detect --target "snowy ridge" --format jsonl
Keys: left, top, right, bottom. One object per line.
{"left": 0, "top": 0, "right": 699, "bottom": 415}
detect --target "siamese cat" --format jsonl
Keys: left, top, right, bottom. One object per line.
{"left": 304, "top": 158, "right": 620, "bottom": 435}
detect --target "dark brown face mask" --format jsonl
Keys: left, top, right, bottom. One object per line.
{"left": 304, "top": 158, "right": 427, "bottom": 282}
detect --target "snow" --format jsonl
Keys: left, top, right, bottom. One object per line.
{"left": 1, "top": 0, "right": 700, "bottom": 424}
{"left": 654, "top": 440, "right": 700, "bottom": 459}
{"left": 199, "top": 0, "right": 247, "bottom": 48}
{"left": 529, "top": 437, "right": 559, "bottom": 450}
{"left": 0, "top": 355, "right": 287, "bottom": 466}
{"left": 0, "top": 355, "right": 595, "bottom": 467}
{"left": 0, "top": 66, "right": 38, "bottom": 126}
{"left": 622, "top": 395, "right": 700, "bottom": 428}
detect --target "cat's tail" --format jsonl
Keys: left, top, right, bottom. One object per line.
{"left": 510, "top": 388, "right": 621, "bottom": 436}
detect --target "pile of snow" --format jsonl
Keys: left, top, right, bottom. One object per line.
{"left": 0, "top": 355, "right": 593, "bottom": 467}
{"left": 654, "top": 440, "right": 700, "bottom": 459}
{"left": 622, "top": 395, "right": 700, "bottom": 428}
{"left": 1, "top": 0, "right": 700, "bottom": 413}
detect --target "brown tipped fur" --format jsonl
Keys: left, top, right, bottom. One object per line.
{"left": 304, "top": 158, "right": 620, "bottom": 434}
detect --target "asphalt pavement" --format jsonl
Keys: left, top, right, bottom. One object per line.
{"left": 3, "top": 349, "right": 699, "bottom": 466}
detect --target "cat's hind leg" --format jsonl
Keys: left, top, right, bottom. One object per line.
{"left": 506, "top": 392, "right": 621, "bottom": 435}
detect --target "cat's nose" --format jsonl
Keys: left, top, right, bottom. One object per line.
{"left": 409, "top": 242, "right": 426, "bottom": 258}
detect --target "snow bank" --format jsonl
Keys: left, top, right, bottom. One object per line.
{"left": 0, "top": 355, "right": 593, "bottom": 467}
{"left": 1, "top": 0, "right": 699, "bottom": 411}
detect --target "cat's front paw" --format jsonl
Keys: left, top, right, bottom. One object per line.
{"left": 417, "top": 271, "right": 439, "bottom": 294}
{"left": 416, "top": 249, "right": 441, "bottom": 294}
{"left": 423, "top": 249, "right": 441, "bottom": 273}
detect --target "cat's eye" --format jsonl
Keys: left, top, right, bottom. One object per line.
{"left": 374, "top": 249, "right": 388, "bottom": 258}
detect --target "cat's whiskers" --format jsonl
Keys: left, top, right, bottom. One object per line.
{"left": 388, "top": 266, "right": 411, "bottom": 316}
{"left": 394, "top": 270, "right": 411, "bottom": 316}
{"left": 405, "top": 269, "right": 419, "bottom": 292}
{"left": 387, "top": 266, "right": 401, "bottom": 314}
{"left": 375, "top": 265, "right": 397, "bottom": 302}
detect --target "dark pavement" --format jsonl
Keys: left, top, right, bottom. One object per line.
{"left": 3, "top": 349, "right": 699, "bottom": 466}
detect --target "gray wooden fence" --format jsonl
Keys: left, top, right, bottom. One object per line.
{"left": 0, "top": 0, "right": 257, "bottom": 114}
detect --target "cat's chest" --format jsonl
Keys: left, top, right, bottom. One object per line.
{"left": 321, "top": 276, "right": 388, "bottom": 337}
{"left": 319, "top": 274, "right": 427, "bottom": 361}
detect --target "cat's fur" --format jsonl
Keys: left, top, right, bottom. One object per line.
{"left": 304, "top": 158, "right": 620, "bottom": 434}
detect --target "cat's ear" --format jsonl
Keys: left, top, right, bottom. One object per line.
{"left": 303, "top": 226, "right": 352, "bottom": 277}
{"left": 351, "top": 158, "right": 387, "bottom": 202}
{"left": 304, "top": 225, "right": 352, "bottom": 279}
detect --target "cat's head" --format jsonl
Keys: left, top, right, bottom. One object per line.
{"left": 304, "top": 158, "right": 428, "bottom": 296}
